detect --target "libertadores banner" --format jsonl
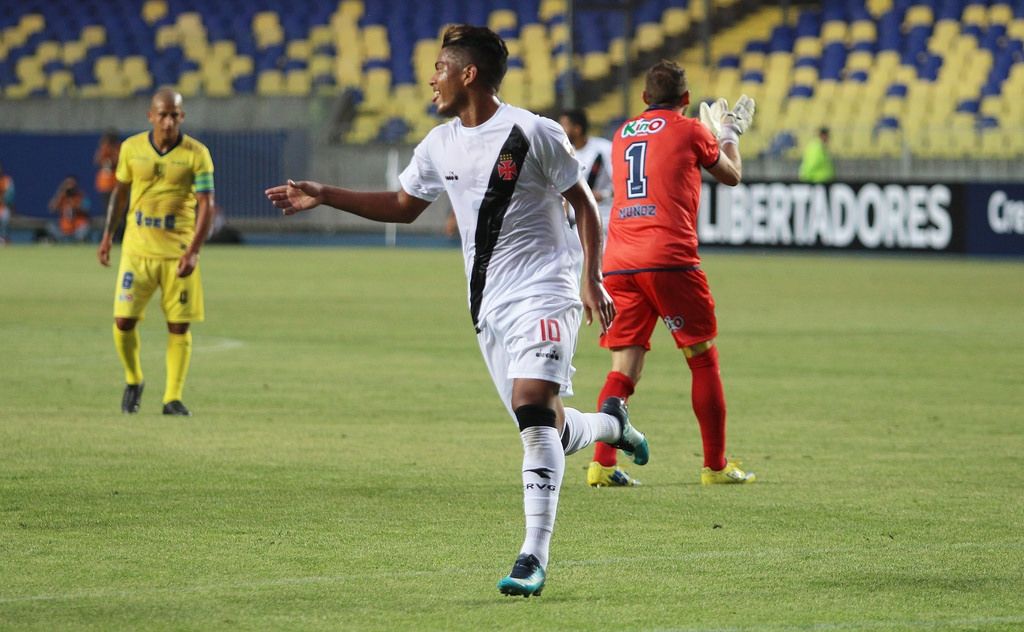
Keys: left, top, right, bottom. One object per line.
{"left": 691, "top": 181, "right": 1023, "bottom": 256}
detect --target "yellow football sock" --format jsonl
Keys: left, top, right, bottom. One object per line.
{"left": 113, "top": 324, "right": 143, "bottom": 384}
{"left": 164, "top": 331, "right": 192, "bottom": 404}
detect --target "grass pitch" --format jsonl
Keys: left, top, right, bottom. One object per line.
{"left": 1, "top": 244, "right": 1022, "bottom": 631}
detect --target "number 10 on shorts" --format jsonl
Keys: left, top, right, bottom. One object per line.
{"left": 539, "top": 319, "right": 561, "bottom": 342}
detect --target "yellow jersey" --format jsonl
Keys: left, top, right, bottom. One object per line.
{"left": 116, "top": 131, "right": 214, "bottom": 258}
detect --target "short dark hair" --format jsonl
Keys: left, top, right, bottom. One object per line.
{"left": 441, "top": 24, "right": 509, "bottom": 93}
{"left": 561, "top": 108, "right": 589, "bottom": 135}
{"left": 645, "top": 59, "right": 688, "bottom": 107}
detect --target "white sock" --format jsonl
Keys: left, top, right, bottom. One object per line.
{"left": 518, "top": 425, "right": 564, "bottom": 569}
{"left": 561, "top": 407, "right": 620, "bottom": 456}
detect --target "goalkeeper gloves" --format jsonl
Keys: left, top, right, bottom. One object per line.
{"left": 719, "top": 94, "right": 755, "bottom": 145}
{"left": 700, "top": 94, "right": 756, "bottom": 145}
{"left": 698, "top": 98, "right": 728, "bottom": 138}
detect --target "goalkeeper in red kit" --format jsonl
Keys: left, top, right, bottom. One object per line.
{"left": 587, "top": 59, "right": 757, "bottom": 487}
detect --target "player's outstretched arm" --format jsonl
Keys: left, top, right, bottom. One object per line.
{"left": 562, "top": 179, "right": 615, "bottom": 333}
{"left": 265, "top": 179, "right": 430, "bottom": 224}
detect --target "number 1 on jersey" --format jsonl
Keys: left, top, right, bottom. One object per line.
{"left": 625, "top": 142, "right": 648, "bottom": 199}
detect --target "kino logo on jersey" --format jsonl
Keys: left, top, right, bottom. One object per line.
{"left": 496, "top": 153, "right": 518, "bottom": 181}
{"left": 620, "top": 118, "right": 666, "bottom": 138}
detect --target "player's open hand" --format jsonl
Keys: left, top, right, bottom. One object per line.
{"left": 97, "top": 236, "right": 112, "bottom": 267}
{"left": 582, "top": 278, "right": 616, "bottom": 334}
{"left": 177, "top": 251, "right": 198, "bottom": 277}
{"left": 265, "top": 179, "right": 324, "bottom": 215}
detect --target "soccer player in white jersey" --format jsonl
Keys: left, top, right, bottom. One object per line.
{"left": 265, "top": 24, "right": 649, "bottom": 598}
{"left": 559, "top": 109, "right": 614, "bottom": 232}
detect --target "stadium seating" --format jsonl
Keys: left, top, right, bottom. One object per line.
{"left": 664, "top": 0, "right": 1024, "bottom": 158}
{"left": 1, "top": 0, "right": 1022, "bottom": 156}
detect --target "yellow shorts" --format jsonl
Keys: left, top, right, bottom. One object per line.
{"left": 114, "top": 253, "right": 205, "bottom": 322}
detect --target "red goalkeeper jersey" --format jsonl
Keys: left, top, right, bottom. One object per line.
{"left": 604, "top": 107, "right": 720, "bottom": 272}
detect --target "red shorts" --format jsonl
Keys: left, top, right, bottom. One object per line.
{"left": 600, "top": 268, "right": 717, "bottom": 350}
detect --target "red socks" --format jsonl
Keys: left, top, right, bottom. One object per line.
{"left": 687, "top": 346, "right": 728, "bottom": 471}
{"left": 593, "top": 371, "right": 635, "bottom": 466}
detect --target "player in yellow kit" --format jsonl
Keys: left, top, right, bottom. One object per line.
{"left": 97, "top": 87, "right": 215, "bottom": 416}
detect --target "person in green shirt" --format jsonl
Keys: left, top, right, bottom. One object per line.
{"left": 799, "top": 127, "right": 835, "bottom": 183}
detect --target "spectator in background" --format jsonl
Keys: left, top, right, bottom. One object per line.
{"left": 0, "top": 162, "right": 14, "bottom": 244}
{"left": 559, "top": 109, "right": 614, "bottom": 232}
{"left": 798, "top": 127, "right": 835, "bottom": 183}
{"left": 94, "top": 130, "right": 121, "bottom": 212}
{"left": 46, "top": 175, "right": 92, "bottom": 242}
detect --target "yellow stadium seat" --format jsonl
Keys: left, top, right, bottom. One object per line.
{"left": 362, "top": 66, "right": 392, "bottom": 109}
{"left": 663, "top": 7, "right": 690, "bottom": 36}
{"left": 793, "top": 37, "right": 822, "bottom": 58}
{"left": 5, "top": 83, "right": 34, "bottom": 99}
{"left": 61, "top": 41, "right": 87, "bottom": 66}
{"left": 339, "top": 0, "right": 364, "bottom": 21}
{"left": 229, "top": 55, "right": 254, "bottom": 77}
{"left": 81, "top": 25, "right": 107, "bottom": 47}
{"left": 980, "top": 96, "right": 1002, "bottom": 117}
{"left": 850, "top": 20, "right": 877, "bottom": 42}
{"left": 904, "top": 5, "right": 934, "bottom": 26}
{"left": 285, "top": 70, "right": 311, "bottom": 96}
{"left": 881, "top": 96, "right": 904, "bottom": 117}
{"left": 123, "top": 56, "right": 152, "bottom": 92}
{"left": 539, "top": 0, "right": 567, "bottom": 22}
{"left": 253, "top": 12, "right": 284, "bottom": 48}
{"left": 581, "top": 51, "right": 610, "bottom": 81}
{"left": 310, "top": 55, "right": 333, "bottom": 77}
{"left": 867, "top": 0, "right": 893, "bottom": 18}
{"left": 175, "top": 70, "right": 200, "bottom": 97}
{"left": 847, "top": 50, "right": 873, "bottom": 71}
{"left": 821, "top": 20, "right": 848, "bottom": 43}
{"left": 1008, "top": 19, "right": 1024, "bottom": 39}
{"left": 793, "top": 65, "right": 818, "bottom": 85}
{"left": 740, "top": 52, "right": 765, "bottom": 71}
{"left": 488, "top": 9, "right": 517, "bottom": 33}
{"left": 287, "top": 40, "right": 311, "bottom": 60}
{"left": 20, "top": 13, "right": 44, "bottom": 33}
{"left": 363, "top": 25, "right": 390, "bottom": 60}
{"left": 502, "top": 67, "right": 526, "bottom": 105}
{"left": 347, "top": 114, "right": 383, "bottom": 144}
{"left": 962, "top": 4, "right": 987, "bottom": 26}
{"left": 47, "top": 70, "right": 74, "bottom": 97}
{"left": 550, "top": 22, "right": 569, "bottom": 46}
{"left": 205, "top": 73, "right": 233, "bottom": 98}
{"left": 256, "top": 69, "right": 284, "bottom": 96}
{"left": 177, "top": 12, "right": 205, "bottom": 35}
{"left": 155, "top": 25, "right": 179, "bottom": 49}
{"left": 636, "top": 23, "right": 664, "bottom": 52}
{"left": 309, "top": 25, "right": 333, "bottom": 48}
{"left": 142, "top": 0, "right": 168, "bottom": 25}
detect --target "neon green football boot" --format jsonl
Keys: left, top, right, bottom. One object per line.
{"left": 586, "top": 461, "right": 640, "bottom": 487}
{"left": 701, "top": 461, "right": 756, "bottom": 485}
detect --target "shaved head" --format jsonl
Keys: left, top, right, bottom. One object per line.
{"left": 151, "top": 87, "right": 183, "bottom": 110}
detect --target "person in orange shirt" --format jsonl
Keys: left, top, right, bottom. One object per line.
{"left": 94, "top": 130, "right": 121, "bottom": 212}
{"left": 47, "top": 175, "right": 92, "bottom": 242}
{"left": 0, "top": 161, "right": 14, "bottom": 244}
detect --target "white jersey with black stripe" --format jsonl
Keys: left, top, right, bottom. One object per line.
{"left": 399, "top": 103, "right": 584, "bottom": 329}
{"left": 573, "top": 136, "right": 614, "bottom": 227}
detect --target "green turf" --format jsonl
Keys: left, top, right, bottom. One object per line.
{"left": 2, "top": 245, "right": 1022, "bottom": 631}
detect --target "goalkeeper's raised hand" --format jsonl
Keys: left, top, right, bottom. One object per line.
{"left": 698, "top": 98, "right": 728, "bottom": 138}
{"left": 720, "top": 94, "right": 756, "bottom": 144}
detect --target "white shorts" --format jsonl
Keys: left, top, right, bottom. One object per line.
{"left": 476, "top": 296, "right": 582, "bottom": 420}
